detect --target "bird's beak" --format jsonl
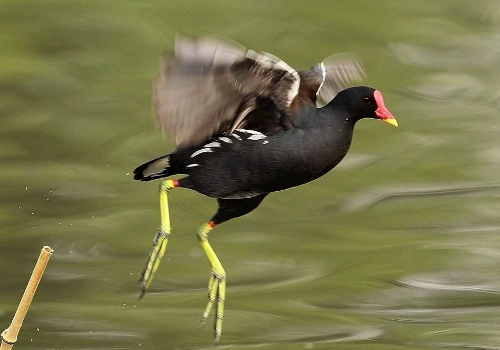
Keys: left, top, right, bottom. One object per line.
{"left": 382, "top": 117, "right": 398, "bottom": 127}
{"left": 374, "top": 90, "right": 398, "bottom": 127}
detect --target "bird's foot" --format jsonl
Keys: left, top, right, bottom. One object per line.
{"left": 138, "top": 227, "right": 170, "bottom": 299}
{"left": 199, "top": 269, "right": 226, "bottom": 342}
{"left": 138, "top": 179, "right": 177, "bottom": 299}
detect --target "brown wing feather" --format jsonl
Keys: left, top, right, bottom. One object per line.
{"left": 154, "top": 36, "right": 301, "bottom": 147}
{"left": 154, "top": 60, "right": 243, "bottom": 147}
{"left": 153, "top": 37, "right": 365, "bottom": 147}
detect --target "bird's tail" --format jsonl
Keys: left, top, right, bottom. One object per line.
{"left": 133, "top": 154, "right": 177, "bottom": 181}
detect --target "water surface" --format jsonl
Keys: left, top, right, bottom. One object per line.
{"left": 1, "top": 1, "right": 500, "bottom": 349}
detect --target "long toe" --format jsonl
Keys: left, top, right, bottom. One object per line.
{"left": 214, "top": 277, "right": 226, "bottom": 342}
{"left": 200, "top": 273, "right": 219, "bottom": 328}
{"left": 139, "top": 227, "right": 170, "bottom": 297}
{"left": 199, "top": 271, "right": 226, "bottom": 342}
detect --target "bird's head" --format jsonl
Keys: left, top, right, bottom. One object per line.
{"left": 334, "top": 86, "right": 398, "bottom": 127}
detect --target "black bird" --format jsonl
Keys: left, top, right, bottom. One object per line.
{"left": 134, "top": 36, "right": 397, "bottom": 342}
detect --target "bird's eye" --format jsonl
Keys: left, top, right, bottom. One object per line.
{"left": 362, "top": 97, "right": 371, "bottom": 103}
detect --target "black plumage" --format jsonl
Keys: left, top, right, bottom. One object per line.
{"left": 136, "top": 86, "right": 395, "bottom": 210}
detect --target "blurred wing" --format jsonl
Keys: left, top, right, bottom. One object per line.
{"left": 315, "top": 53, "right": 366, "bottom": 107}
{"left": 230, "top": 50, "right": 300, "bottom": 113}
{"left": 154, "top": 36, "right": 246, "bottom": 147}
{"left": 154, "top": 36, "right": 301, "bottom": 147}
{"left": 154, "top": 60, "right": 243, "bottom": 148}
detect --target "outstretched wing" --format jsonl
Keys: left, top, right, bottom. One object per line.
{"left": 293, "top": 53, "right": 366, "bottom": 112}
{"left": 315, "top": 53, "right": 366, "bottom": 107}
{"left": 154, "top": 36, "right": 300, "bottom": 147}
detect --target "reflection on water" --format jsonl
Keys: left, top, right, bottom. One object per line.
{"left": 1, "top": 0, "right": 500, "bottom": 349}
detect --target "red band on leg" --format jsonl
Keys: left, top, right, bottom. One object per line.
{"left": 207, "top": 221, "right": 216, "bottom": 229}
{"left": 172, "top": 179, "right": 179, "bottom": 187}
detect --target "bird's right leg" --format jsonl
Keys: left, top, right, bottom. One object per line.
{"left": 197, "top": 194, "right": 268, "bottom": 342}
{"left": 139, "top": 179, "right": 178, "bottom": 298}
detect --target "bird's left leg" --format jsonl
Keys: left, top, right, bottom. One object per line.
{"left": 197, "top": 220, "right": 226, "bottom": 341}
{"left": 139, "top": 179, "right": 179, "bottom": 298}
{"left": 198, "top": 194, "right": 268, "bottom": 342}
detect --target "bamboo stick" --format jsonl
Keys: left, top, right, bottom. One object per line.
{"left": 1, "top": 246, "right": 53, "bottom": 350}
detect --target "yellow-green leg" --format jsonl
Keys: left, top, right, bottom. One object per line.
{"left": 139, "top": 179, "right": 177, "bottom": 298}
{"left": 197, "top": 221, "right": 226, "bottom": 342}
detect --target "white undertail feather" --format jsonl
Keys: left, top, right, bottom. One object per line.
{"left": 143, "top": 156, "right": 170, "bottom": 178}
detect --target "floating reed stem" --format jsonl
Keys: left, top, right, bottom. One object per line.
{"left": 1, "top": 246, "right": 53, "bottom": 350}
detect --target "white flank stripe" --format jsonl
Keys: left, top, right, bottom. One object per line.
{"left": 219, "top": 137, "right": 232, "bottom": 143}
{"left": 232, "top": 134, "right": 242, "bottom": 141}
{"left": 248, "top": 134, "right": 266, "bottom": 140}
{"left": 186, "top": 164, "right": 200, "bottom": 168}
{"left": 237, "top": 129, "right": 264, "bottom": 135}
{"left": 191, "top": 148, "right": 213, "bottom": 158}
{"left": 204, "top": 141, "right": 221, "bottom": 148}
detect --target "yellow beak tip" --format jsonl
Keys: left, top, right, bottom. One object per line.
{"left": 384, "top": 118, "right": 398, "bottom": 128}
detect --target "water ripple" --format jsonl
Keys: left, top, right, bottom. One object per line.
{"left": 392, "top": 273, "right": 500, "bottom": 294}
{"left": 342, "top": 183, "right": 500, "bottom": 212}
{"left": 179, "top": 326, "right": 384, "bottom": 350}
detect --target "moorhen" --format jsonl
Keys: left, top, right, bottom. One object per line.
{"left": 134, "top": 36, "right": 397, "bottom": 342}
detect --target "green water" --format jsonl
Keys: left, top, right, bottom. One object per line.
{"left": 1, "top": 1, "right": 500, "bottom": 349}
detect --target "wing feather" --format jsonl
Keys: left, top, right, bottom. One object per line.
{"left": 153, "top": 36, "right": 301, "bottom": 147}
{"left": 153, "top": 36, "right": 365, "bottom": 148}
{"left": 315, "top": 53, "right": 366, "bottom": 107}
